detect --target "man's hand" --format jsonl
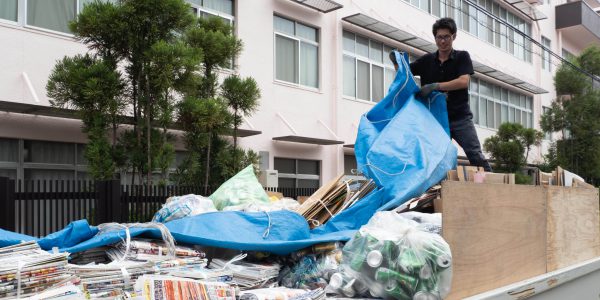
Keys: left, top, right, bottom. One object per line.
{"left": 389, "top": 50, "right": 398, "bottom": 68}
{"left": 417, "top": 83, "right": 439, "bottom": 98}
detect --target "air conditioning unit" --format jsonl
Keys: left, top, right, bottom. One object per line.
{"left": 258, "top": 170, "right": 278, "bottom": 188}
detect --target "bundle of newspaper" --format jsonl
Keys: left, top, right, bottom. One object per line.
{"left": 0, "top": 242, "right": 72, "bottom": 299}
{"left": 133, "top": 275, "right": 236, "bottom": 300}
{"left": 153, "top": 257, "right": 209, "bottom": 274}
{"left": 239, "top": 287, "right": 326, "bottom": 300}
{"left": 107, "top": 238, "right": 205, "bottom": 262}
{"left": 25, "top": 283, "right": 84, "bottom": 300}
{"left": 210, "top": 258, "right": 280, "bottom": 290}
{"left": 68, "top": 260, "right": 157, "bottom": 298}
{"left": 69, "top": 246, "right": 111, "bottom": 265}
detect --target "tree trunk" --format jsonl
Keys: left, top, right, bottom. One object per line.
{"left": 204, "top": 130, "right": 212, "bottom": 195}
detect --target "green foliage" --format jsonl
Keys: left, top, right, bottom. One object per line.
{"left": 221, "top": 75, "right": 261, "bottom": 172}
{"left": 185, "top": 16, "right": 242, "bottom": 98}
{"left": 49, "top": 0, "right": 204, "bottom": 183}
{"left": 541, "top": 45, "right": 600, "bottom": 185}
{"left": 175, "top": 16, "right": 260, "bottom": 188}
{"left": 515, "top": 173, "right": 533, "bottom": 185}
{"left": 483, "top": 123, "right": 543, "bottom": 173}
{"left": 554, "top": 63, "right": 589, "bottom": 96}
{"left": 47, "top": 54, "right": 124, "bottom": 180}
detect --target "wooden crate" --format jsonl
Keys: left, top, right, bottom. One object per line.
{"left": 439, "top": 181, "right": 600, "bottom": 299}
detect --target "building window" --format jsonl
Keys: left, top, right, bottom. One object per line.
{"left": 406, "top": 0, "right": 532, "bottom": 63}
{"left": 342, "top": 31, "right": 397, "bottom": 102}
{"left": 0, "top": 138, "right": 89, "bottom": 182}
{"left": 274, "top": 157, "right": 320, "bottom": 188}
{"left": 274, "top": 15, "right": 319, "bottom": 88}
{"left": 189, "top": 0, "right": 234, "bottom": 24}
{"left": 562, "top": 49, "right": 575, "bottom": 62}
{"left": 0, "top": 0, "right": 18, "bottom": 22}
{"left": 26, "top": 0, "right": 77, "bottom": 33}
{"left": 469, "top": 78, "right": 533, "bottom": 129}
{"left": 542, "top": 36, "right": 551, "bottom": 71}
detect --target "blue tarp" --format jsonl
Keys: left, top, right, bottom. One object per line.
{"left": 0, "top": 52, "right": 456, "bottom": 255}
{"left": 354, "top": 51, "right": 457, "bottom": 211}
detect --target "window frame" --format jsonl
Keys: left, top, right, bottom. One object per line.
{"left": 274, "top": 157, "right": 321, "bottom": 188}
{"left": 273, "top": 15, "right": 320, "bottom": 90}
{"left": 469, "top": 77, "right": 533, "bottom": 130}
{"left": 23, "top": 0, "right": 79, "bottom": 36}
{"left": 342, "top": 30, "right": 398, "bottom": 103}
{"left": 0, "top": 0, "right": 19, "bottom": 25}
{"left": 541, "top": 36, "right": 552, "bottom": 72}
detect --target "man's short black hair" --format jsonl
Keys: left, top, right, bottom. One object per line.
{"left": 432, "top": 18, "right": 457, "bottom": 36}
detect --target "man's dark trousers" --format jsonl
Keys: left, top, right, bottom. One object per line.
{"left": 450, "top": 116, "right": 493, "bottom": 172}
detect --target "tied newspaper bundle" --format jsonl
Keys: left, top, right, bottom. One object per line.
{"left": 133, "top": 275, "right": 236, "bottom": 300}
{"left": 210, "top": 256, "right": 280, "bottom": 290}
{"left": 106, "top": 238, "right": 206, "bottom": 262}
{"left": 296, "top": 174, "right": 376, "bottom": 228}
{"left": 0, "top": 242, "right": 72, "bottom": 299}
{"left": 68, "top": 261, "right": 157, "bottom": 298}
{"left": 239, "top": 287, "right": 326, "bottom": 300}
{"left": 69, "top": 247, "right": 111, "bottom": 265}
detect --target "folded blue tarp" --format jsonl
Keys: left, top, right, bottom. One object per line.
{"left": 0, "top": 52, "right": 456, "bottom": 255}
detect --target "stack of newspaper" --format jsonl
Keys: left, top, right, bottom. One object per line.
{"left": 153, "top": 257, "right": 209, "bottom": 274}
{"left": 133, "top": 275, "right": 236, "bottom": 300}
{"left": 239, "top": 287, "right": 326, "bottom": 300}
{"left": 0, "top": 242, "right": 72, "bottom": 299}
{"left": 69, "top": 247, "right": 111, "bottom": 265}
{"left": 106, "top": 238, "right": 205, "bottom": 262}
{"left": 210, "top": 259, "right": 280, "bottom": 290}
{"left": 68, "top": 261, "right": 156, "bottom": 298}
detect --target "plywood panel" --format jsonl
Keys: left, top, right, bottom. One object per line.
{"left": 441, "top": 181, "right": 547, "bottom": 299}
{"left": 546, "top": 186, "right": 600, "bottom": 271}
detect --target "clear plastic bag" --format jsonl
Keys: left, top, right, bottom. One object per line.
{"left": 209, "top": 165, "right": 270, "bottom": 210}
{"left": 328, "top": 211, "right": 452, "bottom": 299}
{"left": 152, "top": 194, "right": 217, "bottom": 223}
{"left": 280, "top": 246, "right": 342, "bottom": 290}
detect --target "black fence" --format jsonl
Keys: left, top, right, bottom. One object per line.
{"left": 0, "top": 177, "right": 317, "bottom": 237}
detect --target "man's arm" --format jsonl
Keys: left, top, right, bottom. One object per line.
{"left": 438, "top": 74, "right": 470, "bottom": 91}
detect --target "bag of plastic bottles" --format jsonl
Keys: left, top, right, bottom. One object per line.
{"left": 280, "top": 244, "right": 342, "bottom": 290}
{"left": 328, "top": 211, "right": 452, "bottom": 299}
{"left": 209, "top": 165, "right": 270, "bottom": 210}
{"left": 152, "top": 194, "right": 217, "bottom": 223}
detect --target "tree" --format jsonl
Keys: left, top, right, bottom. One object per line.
{"left": 221, "top": 75, "right": 261, "bottom": 172}
{"left": 540, "top": 45, "right": 600, "bottom": 184}
{"left": 48, "top": 0, "right": 201, "bottom": 184}
{"left": 483, "top": 123, "right": 543, "bottom": 173}
{"left": 176, "top": 16, "right": 260, "bottom": 188}
{"left": 178, "top": 96, "right": 231, "bottom": 193}
{"left": 47, "top": 54, "right": 125, "bottom": 180}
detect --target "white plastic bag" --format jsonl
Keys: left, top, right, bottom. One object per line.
{"left": 152, "top": 194, "right": 217, "bottom": 223}
{"left": 328, "top": 211, "right": 452, "bottom": 299}
{"left": 209, "top": 165, "right": 270, "bottom": 210}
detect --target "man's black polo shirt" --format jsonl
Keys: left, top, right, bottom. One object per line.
{"left": 409, "top": 50, "right": 474, "bottom": 122}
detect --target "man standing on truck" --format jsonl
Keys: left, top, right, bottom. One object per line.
{"left": 390, "top": 17, "right": 492, "bottom": 172}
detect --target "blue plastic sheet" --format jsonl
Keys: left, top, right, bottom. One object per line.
{"left": 0, "top": 52, "right": 455, "bottom": 255}
{"left": 354, "top": 51, "right": 456, "bottom": 211}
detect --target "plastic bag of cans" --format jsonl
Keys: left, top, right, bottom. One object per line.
{"left": 327, "top": 212, "right": 452, "bottom": 300}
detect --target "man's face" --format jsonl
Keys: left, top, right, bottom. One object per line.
{"left": 435, "top": 28, "right": 454, "bottom": 52}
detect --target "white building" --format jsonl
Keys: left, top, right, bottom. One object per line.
{"left": 0, "top": 0, "right": 598, "bottom": 188}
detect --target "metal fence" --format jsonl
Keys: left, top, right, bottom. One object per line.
{"left": 0, "top": 177, "right": 318, "bottom": 237}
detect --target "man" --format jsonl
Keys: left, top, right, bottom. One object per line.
{"left": 390, "top": 17, "right": 492, "bottom": 172}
